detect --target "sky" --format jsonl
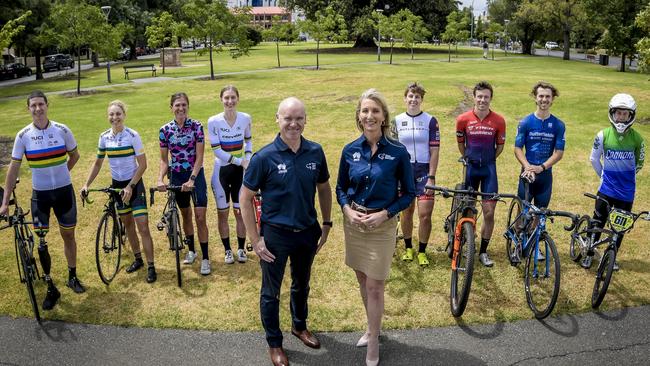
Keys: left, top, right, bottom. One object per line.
{"left": 459, "top": 0, "right": 489, "bottom": 15}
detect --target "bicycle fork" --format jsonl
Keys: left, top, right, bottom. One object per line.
{"left": 452, "top": 218, "right": 475, "bottom": 270}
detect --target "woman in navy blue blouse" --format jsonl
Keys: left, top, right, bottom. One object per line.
{"left": 336, "top": 89, "right": 415, "bottom": 366}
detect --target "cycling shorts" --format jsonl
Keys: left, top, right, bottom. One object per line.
{"left": 517, "top": 170, "right": 553, "bottom": 208}
{"left": 31, "top": 184, "right": 77, "bottom": 235}
{"left": 112, "top": 178, "right": 148, "bottom": 217}
{"left": 211, "top": 163, "right": 244, "bottom": 210}
{"left": 170, "top": 168, "right": 208, "bottom": 209}
{"left": 465, "top": 162, "right": 498, "bottom": 197}
{"left": 412, "top": 163, "right": 434, "bottom": 201}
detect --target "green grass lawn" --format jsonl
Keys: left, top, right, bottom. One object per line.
{"left": 0, "top": 44, "right": 649, "bottom": 332}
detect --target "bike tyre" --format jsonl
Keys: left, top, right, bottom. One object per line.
{"left": 18, "top": 238, "right": 40, "bottom": 322}
{"left": 170, "top": 212, "right": 183, "bottom": 288}
{"left": 524, "top": 232, "right": 560, "bottom": 319}
{"left": 591, "top": 247, "right": 616, "bottom": 309}
{"left": 506, "top": 198, "right": 523, "bottom": 266}
{"left": 450, "top": 221, "right": 475, "bottom": 317}
{"left": 95, "top": 211, "right": 122, "bottom": 285}
{"left": 570, "top": 215, "right": 590, "bottom": 262}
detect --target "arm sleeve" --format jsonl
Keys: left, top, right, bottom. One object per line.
{"left": 514, "top": 119, "right": 526, "bottom": 148}
{"left": 195, "top": 122, "right": 204, "bottom": 143}
{"left": 335, "top": 151, "right": 351, "bottom": 207}
{"left": 590, "top": 131, "right": 604, "bottom": 177}
{"left": 386, "top": 149, "right": 416, "bottom": 217}
{"left": 636, "top": 137, "right": 645, "bottom": 173}
{"left": 159, "top": 127, "right": 168, "bottom": 149}
{"left": 455, "top": 117, "right": 466, "bottom": 143}
{"left": 132, "top": 131, "right": 145, "bottom": 156}
{"left": 11, "top": 132, "right": 24, "bottom": 161}
{"left": 496, "top": 117, "right": 506, "bottom": 145}
{"left": 244, "top": 119, "right": 252, "bottom": 160}
{"left": 429, "top": 117, "right": 440, "bottom": 147}
{"left": 97, "top": 135, "right": 106, "bottom": 159}
{"left": 554, "top": 120, "right": 566, "bottom": 151}
{"left": 62, "top": 124, "right": 78, "bottom": 152}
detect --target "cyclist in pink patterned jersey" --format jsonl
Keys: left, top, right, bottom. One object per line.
{"left": 393, "top": 82, "right": 440, "bottom": 267}
{"left": 158, "top": 92, "right": 211, "bottom": 275}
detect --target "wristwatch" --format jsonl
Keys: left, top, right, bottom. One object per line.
{"left": 322, "top": 221, "right": 333, "bottom": 227}
{"left": 190, "top": 174, "right": 196, "bottom": 181}
{"left": 129, "top": 183, "right": 136, "bottom": 190}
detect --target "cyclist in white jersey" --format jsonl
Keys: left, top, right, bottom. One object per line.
{"left": 392, "top": 82, "right": 440, "bottom": 267}
{"left": 80, "top": 100, "right": 156, "bottom": 283}
{"left": 207, "top": 85, "right": 252, "bottom": 264}
{"left": 0, "top": 91, "right": 85, "bottom": 311}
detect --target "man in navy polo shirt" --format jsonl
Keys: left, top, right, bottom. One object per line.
{"left": 240, "top": 97, "right": 332, "bottom": 366}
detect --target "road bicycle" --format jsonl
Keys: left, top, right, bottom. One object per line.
{"left": 569, "top": 192, "right": 650, "bottom": 308}
{"left": 82, "top": 187, "right": 126, "bottom": 285}
{"left": 0, "top": 183, "right": 43, "bottom": 321}
{"left": 150, "top": 185, "right": 190, "bottom": 288}
{"left": 500, "top": 181, "right": 576, "bottom": 319}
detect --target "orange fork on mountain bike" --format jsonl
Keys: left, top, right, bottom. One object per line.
{"left": 452, "top": 217, "right": 476, "bottom": 270}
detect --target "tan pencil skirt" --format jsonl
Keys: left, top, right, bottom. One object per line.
{"left": 343, "top": 215, "right": 397, "bottom": 281}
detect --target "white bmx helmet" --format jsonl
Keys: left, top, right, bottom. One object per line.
{"left": 608, "top": 93, "right": 637, "bottom": 134}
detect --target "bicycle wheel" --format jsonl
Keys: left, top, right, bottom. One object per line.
{"left": 570, "top": 215, "right": 590, "bottom": 262}
{"left": 592, "top": 247, "right": 616, "bottom": 308}
{"left": 450, "top": 221, "right": 475, "bottom": 317}
{"left": 505, "top": 198, "right": 523, "bottom": 266}
{"left": 524, "top": 232, "right": 560, "bottom": 319}
{"left": 169, "top": 211, "right": 183, "bottom": 288}
{"left": 17, "top": 238, "right": 40, "bottom": 322}
{"left": 96, "top": 211, "right": 122, "bottom": 285}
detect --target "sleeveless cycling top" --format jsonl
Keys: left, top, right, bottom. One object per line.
{"left": 393, "top": 111, "right": 440, "bottom": 164}
{"left": 11, "top": 121, "right": 77, "bottom": 191}
{"left": 515, "top": 113, "right": 566, "bottom": 166}
{"left": 207, "top": 111, "right": 252, "bottom": 166}
{"left": 97, "top": 126, "right": 145, "bottom": 181}
{"left": 456, "top": 110, "right": 506, "bottom": 164}
{"left": 590, "top": 127, "right": 645, "bottom": 202}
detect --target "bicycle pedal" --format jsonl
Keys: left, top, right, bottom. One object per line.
{"left": 156, "top": 222, "right": 165, "bottom": 231}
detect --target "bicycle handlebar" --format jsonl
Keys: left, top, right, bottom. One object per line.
{"left": 425, "top": 185, "right": 501, "bottom": 199}
{"left": 81, "top": 187, "right": 123, "bottom": 206}
{"left": 149, "top": 185, "right": 192, "bottom": 206}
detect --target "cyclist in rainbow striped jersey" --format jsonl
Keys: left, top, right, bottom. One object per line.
{"left": 207, "top": 85, "right": 252, "bottom": 264}
{"left": 583, "top": 93, "right": 645, "bottom": 270}
{"left": 80, "top": 100, "right": 156, "bottom": 283}
{"left": 0, "top": 91, "right": 85, "bottom": 311}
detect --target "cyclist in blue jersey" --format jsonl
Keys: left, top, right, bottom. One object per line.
{"left": 1, "top": 91, "right": 85, "bottom": 311}
{"left": 583, "top": 93, "right": 645, "bottom": 270}
{"left": 514, "top": 81, "right": 565, "bottom": 209}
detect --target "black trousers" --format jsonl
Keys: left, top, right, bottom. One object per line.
{"left": 259, "top": 222, "right": 321, "bottom": 347}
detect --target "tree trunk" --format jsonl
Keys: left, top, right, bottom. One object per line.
{"left": 76, "top": 47, "right": 81, "bottom": 95}
{"left": 619, "top": 53, "right": 626, "bottom": 72}
{"left": 411, "top": 46, "right": 414, "bottom": 60}
{"left": 276, "top": 41, "right": 280, "bottom": 68}
{"left": 353, "top": 34, "right": 377, "bottom": 48}
{"left": 92, "top": 51, "right": 100, "bottom": 67}
{"left": 162, "top": 48, "right": 165, "bottom": 75}
{"left": 448, "top": 43, "right": 451, "bottom": 62}
{"left": 209, "top": 43, "right": 214, "bottom": 80}
{"left": 316, "top": 40, "right": 320, "bottom": 70}
{"left": 563, "top": 28, "right": 570, "bottom": 60}
{"left": 522, "top": 40, "right": 533, "bottom": 55}
{"left": 129, "top": 44, "right": 137, "bottom": 61}
{"left": 35, "top": 48, "right": 43, "bottom": 80}
{"left": 389, "top": 41, "right": 393, "bottom": 65}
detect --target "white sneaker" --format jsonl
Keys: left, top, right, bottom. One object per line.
{"left": 224, "top": 250, "right": 235, "bottom": 264}
{"left": 237, "top": 249, "right": 247, "bottom": 263}
{"left": 200, "top": 259, "right": 211, "bottom": 275}
{"left": 183, "top": 251, "right": 197, "bottom": 265}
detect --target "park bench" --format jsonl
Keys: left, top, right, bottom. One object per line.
{"left": 123, "top": 64, "right": 156, "bottom": 79}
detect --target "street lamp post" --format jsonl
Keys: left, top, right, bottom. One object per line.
{"left": 101, "top": 6, "right": 112, "bottom": 83}
{"left": 504, "top": 19, "right": 509, "bottom": 57}
{"left": 376, "top": 9, "right": 383, "bottom": 62}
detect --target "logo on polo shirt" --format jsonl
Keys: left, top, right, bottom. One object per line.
{"left": 277, "top": 163, "right": 287, "bottom": 174}
{"left": 377, "top": 153, "right": 395, "bottom": 160}
{"left": 305, "top": 162, "right": 317, "bottom": 170}
{"left": 353, "top": 152, "right": 361, "bottom": 162}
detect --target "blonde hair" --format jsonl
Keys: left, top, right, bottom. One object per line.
{"left": 355, "top": 89, "right": 391, "bottom": 136}
{"left": 108, "top": 100, "right": 127, "bottom": 114}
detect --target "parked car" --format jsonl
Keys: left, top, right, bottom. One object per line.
{"left": 43, "top": 54, "right": 74, "bottom": 72}
{"left": 0, "top": 63, "right": 33, "bottom": 80}
{"left": 545, "top": 41, "right": 559, "bottom": 50}
{"left": 118, "top": 48, "right": 131, "bottom": 61}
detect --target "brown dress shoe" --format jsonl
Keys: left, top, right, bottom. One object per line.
{"left": 269, "top": 347, "right": 289, "bottom": 366}
{"left": 291, "top": 328, "right": 321, "bottom": 349}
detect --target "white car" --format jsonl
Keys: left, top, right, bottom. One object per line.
{"left": 545, "top": 41, "right": 559, "bottom": 50}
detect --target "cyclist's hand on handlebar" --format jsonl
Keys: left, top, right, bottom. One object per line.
{"left": 181, "top": 179, "right": 194, "bottom": 192}
{"left": 0, "top": 203, "right": 7, "bottom": 217}
{"left": 157, "top": 180, "right": 167, "bottom": 192}
{"left": 80, "top": 186, "right": 89, "bottom": 200}
{"left": 520, "top": 170, "right": 536, "bottom": 183}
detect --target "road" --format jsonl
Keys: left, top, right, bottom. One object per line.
{"left": 1, "top": 305, "right": 649, "bottom": 365}
{"left": 532, "top": 48, "right": 637, "bottom": 70}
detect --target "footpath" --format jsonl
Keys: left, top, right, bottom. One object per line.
{"left": 1, "top": 305, "right": 649, "bottom": 365}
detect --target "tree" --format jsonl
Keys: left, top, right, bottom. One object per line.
{"left": 0, "top": 11, "right": 31, "bottom": 52}
{"left": 486, "top": 22, "right": 504, "bottom": 60}
{"left": 298, "top": 6, "right": 348, "bottom": 70}
{"left": 44, "top": 1, "right": 121, "bottom": 94}
{"left": 511, "top": 0, "right": 545, "bottom": 55}
{"left": 542, "top": 0, "right": 586, "bottom": 60}
{"left": 636, "top": 4, "right": 650, "bottom": 73}
{"left": 391, "top": 9, "right": 431, "bottom": 61}
{"left": 586, "top": 0, "right": 648, "bottom": 72}
{"left": 263, "top": 16, "right": 289, "bottom": 68}
{"left": 441, "top": 11, "right": 470, "bottom": 62}
{"left": 145, "top": 11, "right": 176, "bottom": 75}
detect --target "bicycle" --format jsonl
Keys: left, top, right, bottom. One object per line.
{"left": 150, "top": 185, "right": 190, "bottom": 288}
{"left": 569, "top": 193, "right": 650, "bottom": 308}
{"left": 0, "top": 183, "right": 43, "bottom": 321}
{"left": 246, "top": 191, "right": 263, "bottom": 252}
{"left": 499, "top": 181, "right": 577, "bottom": 319}
{"left": 82, "top": 187, "right": 127, "bottom": 285}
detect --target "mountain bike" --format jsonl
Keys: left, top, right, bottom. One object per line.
{"left": 150, "top": 185, "right": 189, "bottom": 288}
{"left": 82, "top": 187, "right": 126, "bottom": 285}
{"left": 0, "top": 183, "right": 43, "bottom": 321}
{"left": 499, "top": 183, "right": 577, "bottom": 319}
{"left": 569, "top": 192, "right": 650, "bottom": 308}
